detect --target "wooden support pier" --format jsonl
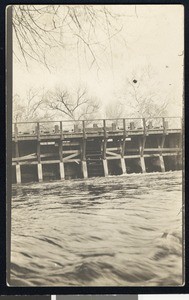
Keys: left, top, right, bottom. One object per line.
{"left": 11, "top": 117, "right": 182, "bottom": 183}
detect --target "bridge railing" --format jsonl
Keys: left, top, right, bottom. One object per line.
{"left": 12, "top": 117, "right": 182, "bottom": 138}
{"left": 164, "top": 117, "right": 182, "bottom": 130}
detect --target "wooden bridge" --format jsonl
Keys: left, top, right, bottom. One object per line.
{"left": 12, "top": 117, "right": 182, "bottom": 183}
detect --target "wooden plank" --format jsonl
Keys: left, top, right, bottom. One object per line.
{"left": 13, "top": 129, "right": 182, "bottom": 142}
{"left": 106, "top": 151, "right": 120, "bottom": 157}
{"left": 107, "top": 156, "right": 123, "bottom": 160}
{"left": 12, "top": 153, "right": 37, "bottom": 162}
{"left": 41, "top": 160, "right": 61, "bottom": 164}
{"left": 107, "top": 147, "right": 121, "bottom": 151}
{"left": 63, "top": 152, "right": 80, "bottom": 161}
{"left": 124, "top": 155, "right": 141, "bottom": 159}
{"left": 63, "top": 142, "right": 80, "bottom": 146}
{"left": 126, "top": 147, "right": 181, "bottom": 152}
{"left": 63, "top": 150, "right": 80, "bottom": 154}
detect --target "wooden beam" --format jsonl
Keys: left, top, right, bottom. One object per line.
{"left": 37, "top": 122, "right": 40, "bottom": 141}
{"left": 63, "top": 150, "right": 80, "bottom": 154}
{"left": 81, "top": 160, "right": 88, "bottom": 178}
{"left": 102, "top": 137, "right": 107, "bottom": 159}
{"left": 120, "top": 157, "right": 127, "bottom": 174}
{"left": 37, "top": 140, "right": 43, "bottom": 182}
{"left": 63, "top": 152, "right": 80, "bottom": 161}
{"left": 37, "top": 163, "right": 43, "bottom": 182}
{"left": 59, "top": 140, "right": 65, "bottom": 180}
{"left": 16, "top": 164, "right": 21, "bottom": 184}
{"left": 82, "top": 120, "right": 87, "bottom": 139}
{"left": 106, "top": 151, "right": 120, "bottom": 157}
{"left": 157, "top": 135, "right": 165, "bottom": 172}
{"left": 60, "top": 121, "right": 63, "bottom": 140}
{"left": 103, "top": 159, "right": 109, "bottom": 176}
{"left": 139, "top": 136, "right": 146, "bottom": 173}
{"left": 14, "top": 124, "right": 18, "bottom": 142}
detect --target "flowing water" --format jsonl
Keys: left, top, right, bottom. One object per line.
{"left": 10, "top": 171, "right": 183, "bottom": 286}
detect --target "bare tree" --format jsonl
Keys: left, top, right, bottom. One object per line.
{"left": 105, "top": 101, "right": 125, "bottom": 119}
{"left": 13, "top": 5, "right": 123, "bottom": 71}
{"left": 45, "top": 86, "right": 100, "bottom": 121}
{"left": 13, "top": 88, "right": 52, "bottom": 122}
{"left": 122, "top": 65, "right": 169, "bottom": 118}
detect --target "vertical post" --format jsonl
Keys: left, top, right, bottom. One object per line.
{"left": 16, "top": 164, "right": 21, "bottom": 184}
{"left": 103, "top": 159, "right": 109, "bottom": 177}
{"left": 59, "top": 121, "right": 65, "bottom": 179}
{"left": 120, "top": 157, "right": 126, "bottom": 174}
{"left": 36, "top": 122, "right": 43, "bottom": 181}
{"left": 37, "top": 122, "right": 40, "bottom": 141}
{"left": 14, "top": 123, "right": 18, "bottom": 142}
{"left": 123, "top": 118, "right": 127, "bottom": 138}
{"left": 120, "top": 139, "right": 127, "bottom": 174}
{"left": 163, "top": 117, "right": 167, "bottom": 135}
{"left": 60, "top": 121, "right": 63, "bottom": 140}
{"left": 82, "top": 120, "right": 86, "bottom": 139}
{"left": 59, "top": 140, "right": 65, "bottom": 180}
{"left": 37, "top": 140, "right": 43, "bottom": 182}
{"left": 15, "top": 131, "right": 21, "bottom": 183}
{"left": 159, "top": 155, "right": 165, "bottom": 172}
{"left": 143, "top": 118, "right": 147, "bottom": 135}
{"left": 81, "top": 120, "right": 88, "bottom": 178}
{"left": 139, "top": 136, "right": 146, "bottom": 173}
{"left": 81, "top": 160, "right": 88, "bottom": 179}
{"left": 102, "top": 119, "right": 108, "bottom": 176}
{"left": 158, "top": 136, "right": 165, "bottom": 172}
{"left": 121, "top": 121, "right": 127, "bottom": 174}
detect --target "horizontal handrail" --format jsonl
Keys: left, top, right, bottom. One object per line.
{"left": 12, "top": 117, "right": 182, "bottom": 141}
{"left": 13, "top": 116, "right": 182, "bottom": 125}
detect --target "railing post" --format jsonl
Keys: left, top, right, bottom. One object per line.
{"left": 123, "top": 118, "right": 127, "bottom": 138}
{"left": 36, "top": 122, "right": 42, "bottom": 182}
{"left": 102, "top": 119, "right": 108, "bottom": 176}
{"left": 59, "top": 121, "right": 65, "bottom": 180}
{"left": 60, "top": 121, "right": 63, "bottom": 140}
{"left": 139, "top": 136, "right": 146, "bottom": 173}
{"left": 14, "top": 123, "right": 18, "bottom": 142}
{"left": 82, "top": 120, "right": 86, "bottom": 139}
{"left": 157, "top": 136, "right": 165, "bottom": 172}
{"left": 162, "top": 117, "right": 167, "bottom": 135}
{"left": 143, "top": 118, "right": 147, "bottom": 135}
{"left": 37, "top": 122, "right": 40, "bottom": 141}
{"left": 81, "top": 120, "right": 88, "bottom": 178}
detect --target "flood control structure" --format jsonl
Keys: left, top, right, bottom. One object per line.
{"left": 12, "top": 117, "right": 182, "bottom": 183}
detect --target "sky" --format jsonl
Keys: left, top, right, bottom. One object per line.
{"left": 13, "top": 5, "right": 184, "bottom": 117}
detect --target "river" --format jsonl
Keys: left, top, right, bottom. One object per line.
{"left": 10, "top": 171, "right": 183, "bottom": 286}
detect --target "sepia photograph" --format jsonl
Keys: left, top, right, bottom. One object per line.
{"left": 9, "top": 4, "right": 184, "bottom": 286}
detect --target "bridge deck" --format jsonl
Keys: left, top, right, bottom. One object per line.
{"left": 12, "top": 117, "right": 182, "bottom": 141}
{"left": 12, "top": 128, "right": 181, "bottom": 141}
